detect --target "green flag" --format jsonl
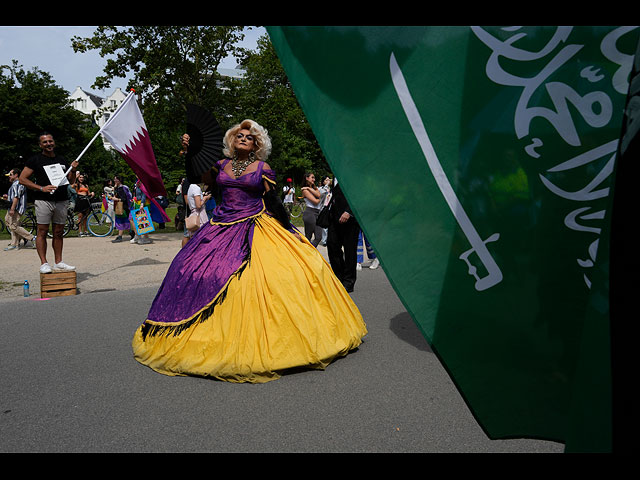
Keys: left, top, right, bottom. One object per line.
{"left": 267, "top": 26, "right": 639, "bottom": 451}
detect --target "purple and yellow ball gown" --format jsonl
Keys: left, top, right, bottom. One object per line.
{"left": 131, "top": 159, "right": 367, "bottom": 383}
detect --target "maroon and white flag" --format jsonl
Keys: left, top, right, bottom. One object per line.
{"left": 100, "top": 90, "right": 167, "bottom": 197}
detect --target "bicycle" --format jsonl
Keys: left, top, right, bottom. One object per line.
{"left": 41, "top": 201, "right": 114, "bottom": 238}
{"left": 13, "top": 201, "right": 114, "bottom": 238}
{"left": 85, "top": 201, "right": 115, "bottom": 237}
{"left": 287, "top": 196, "right": 306, "bottom": 218}
{"left": 19, "top": 206, "right": 37, "bottom": 236}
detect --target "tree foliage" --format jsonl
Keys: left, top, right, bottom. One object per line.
{"left": 71, "top": 26, "right": 248, "bottom": 109}
{"left": 0, "top": 61, "right": 115, "bottom": 194}
{"left": 1, "top": 27, "right": 332, "bottom": 197}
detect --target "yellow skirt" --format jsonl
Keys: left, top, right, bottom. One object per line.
{"left": 132, "top": 214, "right": 367, "bottom": 383}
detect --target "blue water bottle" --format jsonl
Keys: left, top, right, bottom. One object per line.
{"left": 23, "top": 280, "right": 30, "bottom": 297}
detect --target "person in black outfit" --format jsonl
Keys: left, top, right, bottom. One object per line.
{"left": 19, "top": 132, "right": 78, "bottom": 274}
{"left": 327, "top": 179, "right": 359, "bottom": 292}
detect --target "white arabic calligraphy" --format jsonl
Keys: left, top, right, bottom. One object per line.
{"left": 471, "top": 25, "right": 638, "bottom": 288}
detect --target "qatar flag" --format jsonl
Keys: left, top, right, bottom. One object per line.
{"left": 100, "top": 90, "right": 167, "bottom": 197}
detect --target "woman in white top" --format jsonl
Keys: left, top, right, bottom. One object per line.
{"left": 301, "top": 172, "right": 323, "bottom": 247}
{"left": 185, "top": 183, "right": 211, "bottom": 242}
{"left": 318, "top": 176, "right": 332, "bottom": 246}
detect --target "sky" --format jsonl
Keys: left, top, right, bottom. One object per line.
{"left": 0, "top": 26, "right": 266, "bottom": 97}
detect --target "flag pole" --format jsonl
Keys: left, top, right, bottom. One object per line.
{"left": 71, "top": 129, "right": 104, "bottom": 166}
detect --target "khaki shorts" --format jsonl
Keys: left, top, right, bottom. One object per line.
{"left": 35, "top": 199, "right": 69, "bottom": 225}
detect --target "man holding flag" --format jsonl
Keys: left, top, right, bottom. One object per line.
{"left": 19, "top": 132, "right": 78, "bottom": 274}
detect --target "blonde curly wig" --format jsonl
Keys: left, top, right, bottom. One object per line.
{"left": 223, "top": 119, "right": 272, "bottom": 162}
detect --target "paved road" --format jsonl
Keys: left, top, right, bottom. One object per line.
{"left": 0, "top": 234, "right": 563, "bottom": 452}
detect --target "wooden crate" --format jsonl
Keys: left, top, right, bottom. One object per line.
{"left": 40, "top": 271, "right": 77, "bottom": 298}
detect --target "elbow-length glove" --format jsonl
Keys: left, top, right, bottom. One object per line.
{"left": 263, "top": 187, "right": 293, "bottom": 230}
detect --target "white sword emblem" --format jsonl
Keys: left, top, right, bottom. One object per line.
{"left": 390, "top": 52, "right": 503, "bottom": 291}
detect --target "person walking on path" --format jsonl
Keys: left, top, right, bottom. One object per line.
{"left": 110, "top": 175, "right": 133, "bottom": 243}
{"left": 19, "top": 133, "right": 77, "bottom": 273}
{"left": 3, "top": 168, "right": 36, "bottom": 251}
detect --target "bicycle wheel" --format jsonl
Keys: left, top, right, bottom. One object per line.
{"left": 67, "top": 213, "right": 77, "bottom": 237}
{"left": 290, "top": 201, "right": 305, "bottom": 218}
{"left": 87, "top": 211, "right": 114, "bottom": 237}
{"left": 19, "top": 212, "right": 36, "bottom": 236}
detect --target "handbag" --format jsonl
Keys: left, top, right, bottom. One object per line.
{"left": 114, "top": 201, "right": 124, "bottom": 215}
{"left": 185, "top": 212, "right": 201, "bottom": 232}
{"left": 74, "top": 195, "right": 91, "bottom": 213}
{"left": 316, "top": 204, "right": 331, "bottom": 228}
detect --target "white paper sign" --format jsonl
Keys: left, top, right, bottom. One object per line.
{"left": 43, "top": 163, "right": 69, "bottom": 188}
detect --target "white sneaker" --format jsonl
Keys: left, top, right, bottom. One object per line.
{"left": 39, "top": 263, "right": 52, "bottom": 274}
{"left": 130, "top": 236, "right": 139, "bottom": 244}
{"left": 356, "top": 263, "right": 362, "bottom": 271}
{"left": 53, "top": 262, "right": 76, "bottom": 271}
{"left": 369, "top": 258, "right": 380, "bottom": 270}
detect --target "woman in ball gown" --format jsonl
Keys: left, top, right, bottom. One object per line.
{"left": 131, "top": 119, "right": 367, "bottom": 383}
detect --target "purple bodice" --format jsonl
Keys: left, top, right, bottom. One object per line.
{"left": 209, "top": 159, "right": 276, "bottom": 224}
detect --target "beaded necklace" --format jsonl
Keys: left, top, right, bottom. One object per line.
{"left": 231, "top": 152, "right": 255, "bottom": 177}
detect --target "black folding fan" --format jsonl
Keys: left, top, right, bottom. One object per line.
{"left": 184, "top": 104, "right": 224, "bottom": 183}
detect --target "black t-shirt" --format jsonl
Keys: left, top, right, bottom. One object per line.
{"left": 24, "top": 153, "right": 70, "bottom": 202}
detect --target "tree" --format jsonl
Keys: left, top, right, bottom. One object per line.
{"left": 71, "top": 26, "right": 248, "bottom": 110}
{"left": 0, "top": 61, "right": 113, "bottom": 194}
